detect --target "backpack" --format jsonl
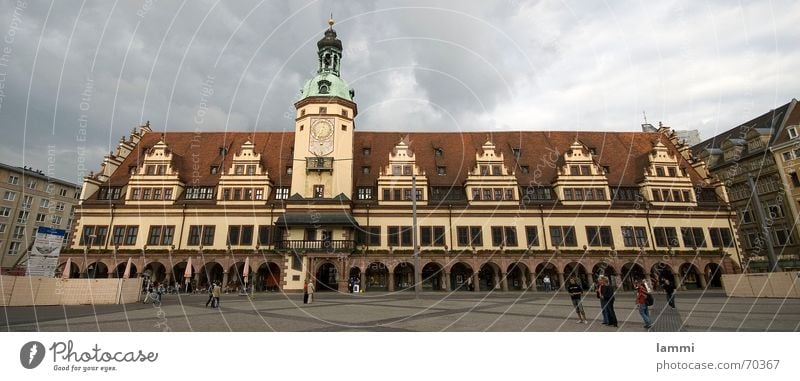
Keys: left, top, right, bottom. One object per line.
{"left": 645, "top": 292, "right": 654, "bottom": 306}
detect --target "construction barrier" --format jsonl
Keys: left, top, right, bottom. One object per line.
{"left": 722, "top": 272, "right": 800, "bottom": 298}
{"left": 0, "top": 275, "right": 143, "bottom": 306}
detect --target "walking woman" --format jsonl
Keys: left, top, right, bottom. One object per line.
{"left": 598, "top": 277, "right": 618, "bottom": 327}
{"left": 596, "top": 276, "right": 610, "bottom": 325}
{"left": 307, "top": 280, "right": 315, "bottom": 304}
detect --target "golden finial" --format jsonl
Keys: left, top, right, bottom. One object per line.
{"left": 328, "top": 13, "right": 335, "bottom": 28}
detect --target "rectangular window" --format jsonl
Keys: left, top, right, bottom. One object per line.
{"left": 388, "top": 226, "right": 399, "bottom": 247}
{"left": 228, "top": 226, "right": 241, "bottom": 246}
{"left": 525, "top": 226, "right": 539, "bottom": 247}
{"left": 622, "top": 226, "right": 648, "bottom": 247}
{"left": 142, "top": 188, "right": 151, "bottom": 200}
{"left": 8, "top": 175, "right": 19, "bottom": 184}
{"left": 7, "top": 241, "right": 21, "bottom": 255}
{"left": 709, "top": 228, "right": 734, "bottom": 248}
{"left": 401, "top": 226, "right": 413, "bottom": 246}
{"left": 313, "top": 185, "right": 324, "bottom": 198}
{"left": 654, "top": 227, "right": 679, "bottom": 247}
{"left": 549, "top": 226, "right": 577, "bottom": 247}
{"left": 775, "top": 229, "right": 793, "bottom": 245}
{"left": 161, "top": 226, "right": 174, "bottom": 245}
{"left": 491, "top": 226, "right": 504, "bottom": 247}
{"left": 652, "top": 189, "right": 661, "bottom": 202}
{"left": 17, "top": 211, "right": 28, "bottom": 224}
{"left": 147, "top": 226, "right": 163, "bottom": 246}
{"left": 125, "top": 226, "right": 139, "bottom": 245}
{"left": 188, "top": 225, "right": 201, "bottom": 246}
{"left": 202, "top": 226, "right": 215, "bottom": 246}
{"left": 164, "top": 188, "right": 173, "bottom": 200}
{"left": 3, "top": 191, "right": 15, "bottom": 201}
{"left": 255, "top": 188, "right": 264, "bottom": 200}
{"left": 420, "top": 226, "right": 432, "bottom": 246}
{"left": 681, "top": 227, "right": 706, "bottom": 248}
{"left": 240, "top": 225, "right": 253, "bottom": 246}
{"left": 564, "top": 189, "right": 573, "bottom": 200}
{"left": 1, "top": 207, "right": 11, "bottom": 217}
{"left": 356, "top": 187, "right": 373, "bottom": 200}
{"left": 274, "top": 187, "right": 289, "bottom": 200}
{"left": 586, "top": 226, "right": 613, "bottom": 247}
{"left": 456, "top": 226, "right": 470, "bottom": 247}
{"left": 258, "top": 226, "right": 273, "bottom": 246}
{"left": 457, "top": 226, "right": 483, "bottom": 246}
{"left": 355, "top": 226, "right": 381, "bottom": 246}
{"left": 35, "top": 213, "right": 46, "bottom": 223}
{"left": 153, "top": 188, "right": 162, "bottom": 200}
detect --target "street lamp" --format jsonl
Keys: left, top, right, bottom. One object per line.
{"left": 412, "top": 174, "right": 420, "bottom": 299}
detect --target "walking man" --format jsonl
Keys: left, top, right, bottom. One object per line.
{"left": 307, "top": 280, "right": 315, "bottom": 304}
{"left": 567, "top": 277, "right": 587, "bottom": 324}
{"left": 211, "top": 282, "right": 221, "bottom": 308}
{"left": 543, "top": 275, "right": 552, "bottom": 292}
{"left": 303, "top": 281, "right": 309, "bottom": 304}
{"left": 661, "top": 278, "right": 676, "bottom": 308}
{"left": 598, "top": 277, "right": 618, "bottom": 327}
{"left": 205, "top": 282, "right": 214, "bottom": 307}
{"left": 635, "top": 280, "right": 653, "bottom": 329}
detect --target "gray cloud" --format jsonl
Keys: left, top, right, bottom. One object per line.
{"left": 0, "top": 0, "right": 798, "bottom": 184}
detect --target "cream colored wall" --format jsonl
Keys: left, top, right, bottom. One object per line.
{"left": 291, "top": 103, "right": 354, "bottom": 199}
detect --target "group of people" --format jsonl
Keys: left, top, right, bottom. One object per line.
{"left": 142, "top": 282, "right": 165, "bottom": 304}
{"left": 566, "top": 276, "right": 678, "bottom": 329}
{"left": 204, "top": 281, "right": 222, "bottom": 308}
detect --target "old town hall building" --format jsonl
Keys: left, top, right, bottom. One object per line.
{"left": 65, "top": 20, "right": 742, "bottom": 293}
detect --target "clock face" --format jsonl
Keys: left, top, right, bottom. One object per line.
{"left": 309, "top": 118, "right": 334, "bottom": 156}
{"left": 311, "top": 120, "right": 333, "bottom": 140}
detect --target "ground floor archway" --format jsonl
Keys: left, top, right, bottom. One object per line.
{"left": 257, "top": 262, "right": 282, "bottom": 292}
{"left": 56, "top": 260, "right": 81, "bottom": 279}
{"left": 620, "top": 262, "right": 645, "bottom": 291}
{"left": 394, "top": 262, "right": 415, "bottom": 291}
{"left": 534, "top": 262, "right": 559, "bottom": 291}
{"left": 479, "top": 262, "right": 501, "bottom": 290}
{"left": 592, "top": 262, "right": 617, "bottom": 289}
{"left": 315, "top": 262, "right": 338, "bottom": 292}
{"left": 705, "top": 262, "right": 723, "bottom": 288}
{"left": 450, "top": 262, "right": 473, "bottom": 291}
{"left": 86, "top": 261, "right": 108, "bottom": 279}
{"left": 679, "top": 263, "right": 702, "bottom": 289}
{"left": 564, "top": 262, "right": 589, "bottom": 290}
{"left": 421, "top": 262, "right": 444, "bottom": 290}
{"left": 365, "top": 262, "right": 388, "bottom": 291}
{"left": 506, "top": 262, "right": 530, "bottom": 290}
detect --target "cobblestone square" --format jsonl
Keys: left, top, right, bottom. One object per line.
{"left": 2, "top": 290, "right": 798, "bottom": 332}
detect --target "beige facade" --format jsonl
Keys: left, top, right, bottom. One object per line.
{"left": 0, "top": 163, "right": 80, "bottom": 270}
{"left": 64, "top": 21, "right": 742, "bottom": 293}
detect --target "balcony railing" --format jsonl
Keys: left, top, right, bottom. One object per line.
{"left": 276, "top": 240, "right": 355, "bottom": 252}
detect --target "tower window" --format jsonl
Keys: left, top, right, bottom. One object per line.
{"left": 362, "top": 166, "right": 370, "bottom": 174}
{"left": 319, "top": 107, "right": 327, "bottom": 114}
{"left": 341, "top": 109, "right": 348, "bottom": 117}
{"left": 301, "top": 109, "right": 306, "bottom": 117}
{"left": 286, "top": 166, "right": 293, "bottom": 175}
{"left": 341, "top": 124, "right": 347, "bottom": 131}
{"left": 313, "top": 185, "right": 324, "bottom": 198}
{"left": 317, "top": 80, "right": 331, "bottom": 95}
{"left": 437, "top": 166, "right": 446, "bottom": 176}
{"left": 362, "top": 148, "right": 371, "bottom": 156}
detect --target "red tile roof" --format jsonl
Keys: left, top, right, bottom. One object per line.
{"left": 98, "top": 129, "right": 705, "bottom": 196}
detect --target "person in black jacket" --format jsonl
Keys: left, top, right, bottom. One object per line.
{"left": 599, "top": 277, "right": 618, "bottom": 327}
{"left": 660, "top": 277, "right": 676, "bottom": 308}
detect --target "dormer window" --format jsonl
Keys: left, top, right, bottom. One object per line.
{"left": 512, "top": 148, "right": 521, "bottom": 158}
{"left": 434, "top": 148, "right": 443, "bottom": 157}
{"left": 317, "top": 80, "right": 331, "bottom": 94}
{"left": 210, "top": 166, "right": 219, "bottom": 174}
{"left": 362, "top": 147, "right": 371, "bottom": 156}
{"left": 319, "top": 107, "right": 327, "bottom": 114}
{"left": 219, "top": 147, "right": 228, "bottom": 156}
{"left": 789, "top": 127, "right": 798, "bottom": 139}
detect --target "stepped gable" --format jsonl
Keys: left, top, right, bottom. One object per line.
{"left": 353, "top": 131, "right": 706, "bottom": 188}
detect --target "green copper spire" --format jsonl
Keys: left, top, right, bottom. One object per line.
{"left": 299, "top": 17, "right": 355, "bottom": 102}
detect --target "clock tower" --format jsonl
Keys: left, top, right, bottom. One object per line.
{"left": 290, "top": 17, "right": 357, "bottom": 200}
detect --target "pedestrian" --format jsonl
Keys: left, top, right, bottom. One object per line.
{"left": 155, "top": 282, "right": 164, "bottom": 303}
{"left": 303, "top": 281, "right": 309, "bottom": 304}
{"left": 467, "top": 276, "right": 473, "bottom": 291}
{"left": 212, "top": 282, "right": 221, "bottom": 308}
{"left": 543, "top": 275, "right": 552, "bottom": 292}
{"left": 598, "top": 276, "right": 618, "bottom": 327}
{"left": 567, "top": 277, "right": 587, "bottom": 324}
{"left": 635, "top": 280, "right": 653, "bottom": 329}
{"left": 661, "top": 278, "right": 676, "bottom": 308}
{"left": 205, "top": 282, "right": 214, "bottom": 307}
{"left": 307, "top": 280, "right": 315, "bottom": 304}
{"left": 595, "top": 276, "right": 609, "bottom": 325}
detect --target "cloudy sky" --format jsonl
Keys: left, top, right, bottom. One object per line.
{"left": 0, "top": 0, "right": 798, "bottom": 183}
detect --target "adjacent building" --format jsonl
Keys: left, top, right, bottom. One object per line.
{"left": 692, "top": 99, "right": 800, "bottom": 271}
{"left": 0, "top": 163, "right": 80, "bottom": 271}
{"left": 65, "top": 19, "right": 742, "bottom": 292}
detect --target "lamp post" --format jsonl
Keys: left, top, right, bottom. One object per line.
{"left": 412, "top": 174, "right": 420, "bottom": 298}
